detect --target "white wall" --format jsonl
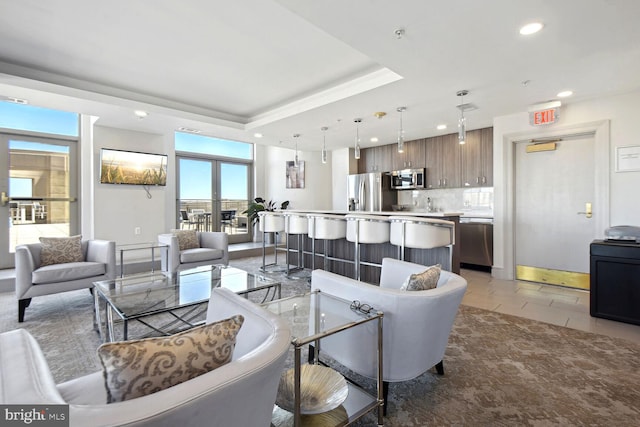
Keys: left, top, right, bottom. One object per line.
{"left": 92, "top": 126, "right": 173, "bottom": 247}
{"left": 493, "top": 90, "right": 640, "bottom": 279}
{"left": 261, "top": 145, "right": 332, "bottom": 210}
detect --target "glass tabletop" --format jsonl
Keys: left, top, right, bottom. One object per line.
{"left": 116, "top": 242, "right": 169, "bottom": 251}
{"left": 94, "top": 265, "right": 279, "bottom": 318}
{"left": 261, "top": 290, "right": 382, "bottom": 346}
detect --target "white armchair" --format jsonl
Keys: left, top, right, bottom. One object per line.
{"left": 310, "top": 257, "right": 467, "bottom": 414}
{"left": 15, "top": 239, "right": 116, "bottom": 322}
{"left": 0, "top": 288, "right": 292, "bottom": 426}
{"left": 158, "top": 231, "right": 228, "bottom": 274}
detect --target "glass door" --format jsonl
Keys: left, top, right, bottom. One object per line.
{"left": 0, "top": 134, "right": 78, "bottom": 268}
{"left": 177, "top": 157, "right": 251, "bottom": 244}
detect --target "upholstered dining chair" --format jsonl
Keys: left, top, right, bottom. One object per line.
{"left": 158, "top": 230, "right": 228, "bottom": 274}
{"left": 15, "top": 236, "right": 116, "bottom": 322}
{"left": 310, "top": 257, "right": 467, "bottom": 414}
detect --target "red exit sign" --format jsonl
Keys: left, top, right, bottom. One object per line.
{"left": 529, "top": 108, "right": 559, "bottom": 126}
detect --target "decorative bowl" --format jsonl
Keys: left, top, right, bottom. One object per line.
{"left": 276, "top": 364, "right": 349, "bottom": 414}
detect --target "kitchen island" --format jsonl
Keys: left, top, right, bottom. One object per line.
{"left": 281, "top": 210, "right": 462, "bottom": 283}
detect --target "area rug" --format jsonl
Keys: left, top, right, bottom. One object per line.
{"left": 1, "top": 261, "right": 639, "bottom": 426}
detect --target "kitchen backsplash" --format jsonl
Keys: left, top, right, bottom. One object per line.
{"left": 396, "top": 187, "right": 494, "bottom": 214}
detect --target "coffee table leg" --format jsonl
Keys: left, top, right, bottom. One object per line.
{"left": 106, "top": 306, "right": 115, "bottom": 342}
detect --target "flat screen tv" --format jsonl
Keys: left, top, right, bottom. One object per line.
{"left": 100, "top": 148, "right": 167, "bottom": 186}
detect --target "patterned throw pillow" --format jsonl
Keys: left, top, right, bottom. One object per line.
{"left": 39, "top": 235, "right": 84, "bottom": 266}
{"left": 97, "top": 314, "right": 244, "bottom": 403}
{"left": 400, "top": 264, "right": 442, "bottom": 291}
{"left": 171, "top": 229, "right": 200, "bottom": 251}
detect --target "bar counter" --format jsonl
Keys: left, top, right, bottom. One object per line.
{"left": 281, "top": 210, "right": 462, "bottom": 283}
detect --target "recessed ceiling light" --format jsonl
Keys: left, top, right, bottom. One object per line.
{"left": 134, "top": 110, "right": 148, "bottom": 118}
{"left": 177, "top": 126, "right": 201, "bottom": 134}
{"left": 437, "top": 124, "right": 447, "bottom": 130}
{"left": 557, "top": 90, "right": 573, "bottom": 98}
{"left": 370, "top": 137, "right": 379, "bottom": 143}
{"left": 253, "top": 133, "right": 263, "bottom": 138}
{"left": 5, "top": 96, "right": 29, "bottom": 104}
{"left": 519, "top": 22, "right": 544, "bottom": 35}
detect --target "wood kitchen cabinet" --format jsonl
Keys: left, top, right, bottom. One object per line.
{"left": 393, "top": 138, "right": 425, "bottom": 170}
{"left": 461, "top": 127, "right": 493, "bottom": 187}
{"left": 425, "top": 134, "right": 461, "bottom": 189}
{"left": 359, "top": 145, "right": 394, "bottom": 173}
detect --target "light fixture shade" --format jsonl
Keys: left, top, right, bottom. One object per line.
{"left": 397, "top": 106, "right": 406, "bottom": 153}
{"left": 321, "top": 126, "right": 328, "bottom": 164}
{"left": 458, "top": 116, "right": 466, "bottom": 145}
{"left": 354, "top": 119, "right": 362, "bottom": 160}
{"left": 456, "top": 90, "right": 468, "bottom": 145}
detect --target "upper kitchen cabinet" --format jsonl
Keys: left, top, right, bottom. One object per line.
{"left": 358, "top": 144, "right": 394, "bottom": 173}
{"left": 425, "top": 134, "right": 462, "bottom": 189}
{"left": 393, "top": 138, "right": 426, "bottom": 171}
{"left": 461, "top": 127, "right": 493, "bottom": 187}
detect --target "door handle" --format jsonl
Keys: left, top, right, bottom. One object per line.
{"left": 577, "top": 202, "right": 592, "bottom": 219}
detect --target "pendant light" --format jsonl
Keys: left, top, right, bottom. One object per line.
{"left": 321, "top": 126, "right": 328, "bottom": 164}
{"left": 397, "top": 106, "right": 406, "bottom": 153}
{"left": 354, "top": 118, "right": 362, "bottom": 160}
{"left": 457, "top": 90, "right": 468, "bottom": 145}
{"left": 293, "top": 133, "right": 300, "bottom": 166}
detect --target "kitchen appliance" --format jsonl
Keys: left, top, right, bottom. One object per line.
{"left": 347, "top": 172, "right": 397, "bottom": 211}
{"left": 390, "top": 168, "right": 425, "bottom": 190}
{"left": 460, "top": 216, "right": 493, "bottom": 268}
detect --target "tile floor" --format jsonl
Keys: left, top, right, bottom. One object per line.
{"left": 460, "top": 267, "right": 640, "bottom": 345}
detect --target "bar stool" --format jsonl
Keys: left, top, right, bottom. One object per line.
{"left": 283, "top": 212, "right": 309, "bottom": 278}
{"left": 258, "top": 211, "right": 286, "bottom": 272}
{"left": 307, "top": 213, "right": 349, "bottom": 272}
{"left": 345, "top": 214, "right": 391, "bottom": 281}
{"left": 389, "top": 216, "right": 455, "bottom": 271}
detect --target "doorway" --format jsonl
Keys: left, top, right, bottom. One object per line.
{"left": 176, "top": 156, "right": 251, "bottom": 244}
{"left": 0, "top": 134, "right": 78, "bottom": 268}
{"left": 514, "top": 132, "right": 599, "bottom": 289}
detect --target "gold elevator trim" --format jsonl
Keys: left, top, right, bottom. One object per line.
{"left": 516, "top": 265, "right": 590, "bottom": 290}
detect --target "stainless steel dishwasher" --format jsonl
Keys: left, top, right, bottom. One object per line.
{"left": 460, "top": 217, "right": 493, "bottom": 267}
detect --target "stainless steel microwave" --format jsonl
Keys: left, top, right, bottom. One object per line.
{"left": 390, "top": 168, "right": 425, "bottom": 190}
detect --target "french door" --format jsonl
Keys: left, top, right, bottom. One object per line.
{"left": 176, "top": 156, "right": 252, "bottom": 244}
{"left": 0, "top": 133, "right": 78, "bottom": 268}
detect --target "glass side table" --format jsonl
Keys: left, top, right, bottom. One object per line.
{"left": 263, "top": 290, "right": 384, "bottom": 427}
{"left": 116, "top": 242, "right": 169, "bottom": 277}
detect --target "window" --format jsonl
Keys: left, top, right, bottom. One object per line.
{"left": 0, "top": 102, "right": 78, "bottom": 136}
{"left": 175, "top": 132, "right": 252, "bottom": 160}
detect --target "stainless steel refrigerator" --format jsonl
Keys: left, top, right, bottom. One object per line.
{"left": 347, "top": 172, "right": 397, "bottom": 211}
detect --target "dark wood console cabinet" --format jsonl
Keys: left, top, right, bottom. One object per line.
{"left": 590, "top": 240, "right": 640, "bottom": 325}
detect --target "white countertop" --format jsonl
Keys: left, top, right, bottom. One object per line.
{"left": 286, "top": 209, "right": 463, "bottom": 217}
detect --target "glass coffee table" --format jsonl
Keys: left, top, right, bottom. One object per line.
{"left": 262, "top": 290, "right": 384, "bottom": 427}
{"left": 94, "top": 265, "right": 281, "bottom": 342}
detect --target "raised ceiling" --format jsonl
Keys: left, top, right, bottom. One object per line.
{"left": 1, "top": 0, "right": 639, "bottom": 151}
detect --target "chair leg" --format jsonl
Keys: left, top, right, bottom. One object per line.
{"left": 383, "top": 381, "right": 389, "bottom": 416}
{"left": 435, "top": 360, "right": 444, "bottom": 375}
{"left": 18, "top": 298, "right": 31, "bottom": 323}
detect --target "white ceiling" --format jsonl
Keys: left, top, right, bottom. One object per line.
{"left": 1, "top": 0, "right": 640, "bottom": 152}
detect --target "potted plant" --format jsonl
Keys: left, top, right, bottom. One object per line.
{"left": 243, "top": 198, "right": 290, "bottom": 238}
